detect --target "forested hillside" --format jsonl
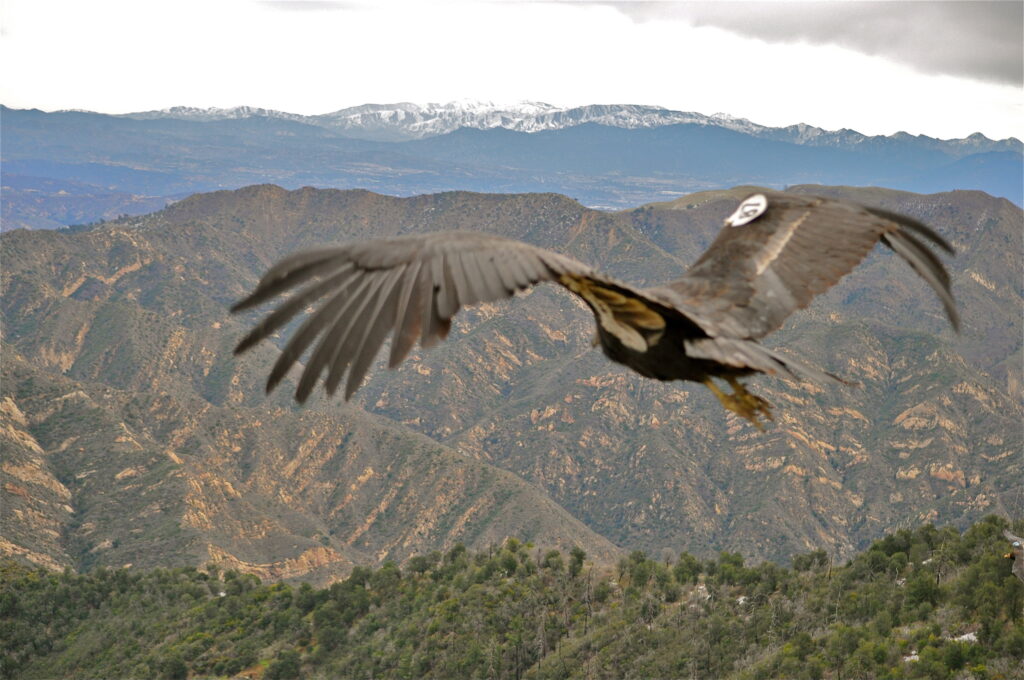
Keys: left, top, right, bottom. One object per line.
{"left": 3, "top": 517, "right": 1021, "bottom": 679}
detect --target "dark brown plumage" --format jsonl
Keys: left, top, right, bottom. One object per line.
{"left": 232, "top": 191, "right": 958, "bottom": 426}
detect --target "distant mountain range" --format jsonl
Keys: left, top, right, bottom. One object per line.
{"left": 2, "top": 184, "right": 1020, "bottom": 582}
{"left": 2, "top": 103, "right": 1021, "bottom": 231}
{"left": 123, "top": 101, "right": 1022, "bottom": 153}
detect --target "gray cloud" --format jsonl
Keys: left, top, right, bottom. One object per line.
{"left": 604, "top": 1, "right": 1023, "bottom": 86}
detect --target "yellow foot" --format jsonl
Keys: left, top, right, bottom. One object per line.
{"left": 703, "top": 377, "right": 774, "bottom": 430}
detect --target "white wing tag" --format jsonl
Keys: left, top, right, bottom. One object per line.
{"left": 725, "top": 194, "right": 768, "bottom": 227}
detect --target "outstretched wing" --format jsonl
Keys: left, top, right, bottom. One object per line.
{"left": 649, "top": 192, "right": 958, "bottom": 339}
{"left": 232, "top": 230, "right": 650, "bottom": 402}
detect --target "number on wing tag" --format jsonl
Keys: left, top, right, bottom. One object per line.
{"left": 725, "top": 194, "right": 768, "bottom": 227}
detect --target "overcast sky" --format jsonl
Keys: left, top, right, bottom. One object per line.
{"left": 1, "top": 0, "right": 1021, "bottom": 139}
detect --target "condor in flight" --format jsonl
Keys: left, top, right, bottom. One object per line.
{"left": 233, "top": 191, "right": 958, "bottom": 427}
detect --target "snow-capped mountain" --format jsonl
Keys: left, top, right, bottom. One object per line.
{"left": 6, "top": 101, "right": 1021, "bottom": 231}
{"left": 126, "top": 101, "right": 744, "bottom": 140}
{"left": 307, "top": 101, "right": 748, "bottom": 141}
{"left": 124, "top": 105, "right": 308, "bottom": 123}
{"left": 121, "top": 101, "right": 1020, "bottom": 156}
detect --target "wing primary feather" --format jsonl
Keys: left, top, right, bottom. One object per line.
{"left": 538, "top": 252, "right": 575, "bottom": 277}
{"left": 882, "top": 232, "right": 960, "bottom": 330}
{"left": 324, "top": 267, "right": 403, "bottom": 397}
{"left": 389, "top": 259, "right": 424, "bottom": 367}
{"left": 443, "top": 253, "right": 463, "bottom": 314}
{"left": 890, "top": 229, "right": 950, "bottom": 287}
{"left": 292, "top": 274, "right": 379, "bottom": 402}
{"left": 422, "top": 258, "right": 447, "bottom": 348}
{"left": 502, "top": 250, "right": 535, "bottom": 288}
{"left": 234, "top": 265, "right": 356, "bottom": 354}
{"left": 266, "top": 276, "right": 366, "bottom": 395}
{"left": 524, "top": 251, "right": 550, "bottom": 282}
{"left": 340, "top": 269, "right": 406, "bottom": 399}
{"left": 258, "top": 246, "right": 349, "bottom": 285}
{"left": 304, "top": 271, "right": 400, "bottom": 401}
{"left": 232, "top": 248, "right": 349, "bottom": 312}
{"left": 492, "top": 255, "right": 523, "bottom": 292}
{"left": 433, "top": 255, "right": 459, "bottom": 319}
{"left": 464, "top": 250, "right": 506, "bottom": 301}
{"left": 422, "top": 316, "right": 451, "bottom": 348}
{"left": 511, "top": 249, "right": 545, "bottom": 283}
{"left": 452, "top": 251, "right": 482, "bottom": 305}
{"left": 865, "top": 206, "right": 954, "bottom": 254}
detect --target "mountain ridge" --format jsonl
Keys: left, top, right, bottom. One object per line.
{"left": 116, "top": 101, "right": 1022, "bottom": 152}
{"left": 3, "top": 104, "right": 1020, "bottom": 233}
{"left": 2, "top": 184, "right": 1020, "bottom": 583}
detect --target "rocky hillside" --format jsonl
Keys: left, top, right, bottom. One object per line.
{"left": 1, "top": 185, "right": 1020, "bottom": 583}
